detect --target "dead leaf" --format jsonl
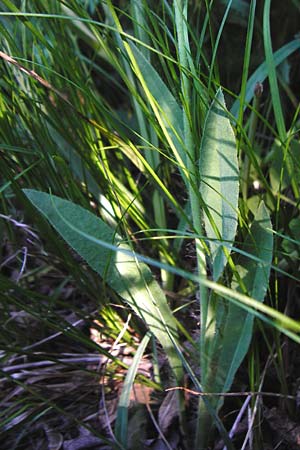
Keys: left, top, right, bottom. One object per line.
{"left": 130, "top": 384, "right": 154, "bottom": 405}
{"left": 265, "top": 406, "right": 300, "bottom": 449}
{"left": 158, "top": 390, "right": 179, "bottom": 433}
{"left": 127, "top": 404, "right": 148, "bottom": 449}
{"left": 44, "top": 425, "right": 63, "bottom": 450}
{"left": 63, "top": 426, "right": 105, "bottom": 450}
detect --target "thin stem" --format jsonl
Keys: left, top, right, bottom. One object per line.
{"left": 174, "top": 1, "right": 209, "bottom": 448}
{"left": 174, "top": 0, "right": 208, "bottom": 354}
{"left": 242, "top": 82, "right": 263, "bottom": 201}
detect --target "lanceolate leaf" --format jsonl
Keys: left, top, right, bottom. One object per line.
{"left": 203, "top": 201, "right": 273, "bottom": 408}
{"left": 23, "top": 189, "right": 183, "bottom": 382}
{"left": 199, "top": 88, "right": 239, "bottom": 281}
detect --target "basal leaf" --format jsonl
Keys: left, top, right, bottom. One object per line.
{"left": 203, "top": 201, "right": 273, "bottom": 408}
{"left": 269, "top": 139, "right": 300, "bottom": 192}
{"left": 200, "top": 88, "right": 239, "bottom": 281}
{"left": 23, "top": 189, "right": 183, "bottom": 382}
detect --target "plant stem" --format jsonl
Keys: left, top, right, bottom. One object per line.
{"left": 174, "top": 1, "right": 209, "bottom": 447}
{"left": 242, "top": 82, "right": 263, "bottom": 201}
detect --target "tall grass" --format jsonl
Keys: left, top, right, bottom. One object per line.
{"left": 1, "top": 1, "right": 300, "bottom": 449}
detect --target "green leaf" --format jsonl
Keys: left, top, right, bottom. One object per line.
{"left": 203, "top": 201, "right": 273, "bottom": 408}
{"left": 23, "top": 189, "right": 183, "bottom": 382}
{"left": 115, "top": 331, "right": 151, "bottom": 448}
{"left": 199, "top": 88, "right": 239, "bottom": 281}
{"left": 231, "top": 37, "right": 300, "bottom": 118}
{"left": 128, "top": 42, "right": 187, "bottom": 181}
{"left": 263, "top": 0, "right": 286, "bottom": 142}
{"left": 269, "top": 139, "right": 300, "bottom": 192}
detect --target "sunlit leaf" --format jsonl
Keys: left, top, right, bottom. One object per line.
{"left": 199, "top": 88, "right": 239, "bottom": 281}
{"left": 128, "top": 42, "right": 187, "bottom": 180}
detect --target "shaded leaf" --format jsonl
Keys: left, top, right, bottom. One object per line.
{"left": 231, "top": 37, "right": 300, "bottom": 117}
{"left": 203, "top": 201, "right": 273, "bottom": 408}
{"left": 23, "top": 190, "right": 183, "bottom": 383}
{"left": 269, "top": 139, "right": 300, "bottom": 192}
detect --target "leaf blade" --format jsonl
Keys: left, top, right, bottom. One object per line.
{"left": 203, "top": 201, "right": 273, "bottom": 407}
{"left": 200, "top": 88, "right": 239, "bottom": 280}
{"left": 115, "top": 331, "right": 151, "bottom": 448}
{"left": 128, "top": 42, "right": 188, "bottom": 181}
{"left": 23, "top": 189, "right": 183, "bottom": 382}
{"left": 231, "top": 37, "right": 300, "bottom": 118}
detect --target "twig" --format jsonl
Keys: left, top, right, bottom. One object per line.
{"left": 165, "top": 386, "right": 296, "bottom": 400}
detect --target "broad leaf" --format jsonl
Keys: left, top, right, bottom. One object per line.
{"left": 23, "top": 189, "right": 183, "bottom": 382}
{"left": 200, "top": 88, "right": 239, "bottom": 281}
{"left": 269, "top": 139, "right": 300, "bottom": 192}
{"left": 203, "top": 201, "right": 273, "bottom": 408}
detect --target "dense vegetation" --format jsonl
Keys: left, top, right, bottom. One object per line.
{"left": 1, "top": 1, "right": 300, "bottom": 449}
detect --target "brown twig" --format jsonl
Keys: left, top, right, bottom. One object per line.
{"left": 165, "top": 386, "right": 296, "bottom": 400}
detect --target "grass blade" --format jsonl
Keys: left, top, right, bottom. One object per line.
{"left": 263, "top": 0, "right": 286, "bottom": 142}
{"left": 127, "top": 42, "right": 187, "bottom": 182}
{"left": 114, "top": 331, "right": 151, "bottom": 449}
{"left": 231, "top": 37, "right": 300, "bottom": 117}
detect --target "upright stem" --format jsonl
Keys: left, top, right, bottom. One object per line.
{"left": 174, "top": 1, "right": 209, "bottom": 447}
{"left": 242, "top": 82, "right": 263, "bottom": 201}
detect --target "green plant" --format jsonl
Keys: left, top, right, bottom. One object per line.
{"left": 23, "top": 92, "right": 274, "bottom": 447}
{"left": 1, "top": 1, "right": 300, "bottom": 449}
